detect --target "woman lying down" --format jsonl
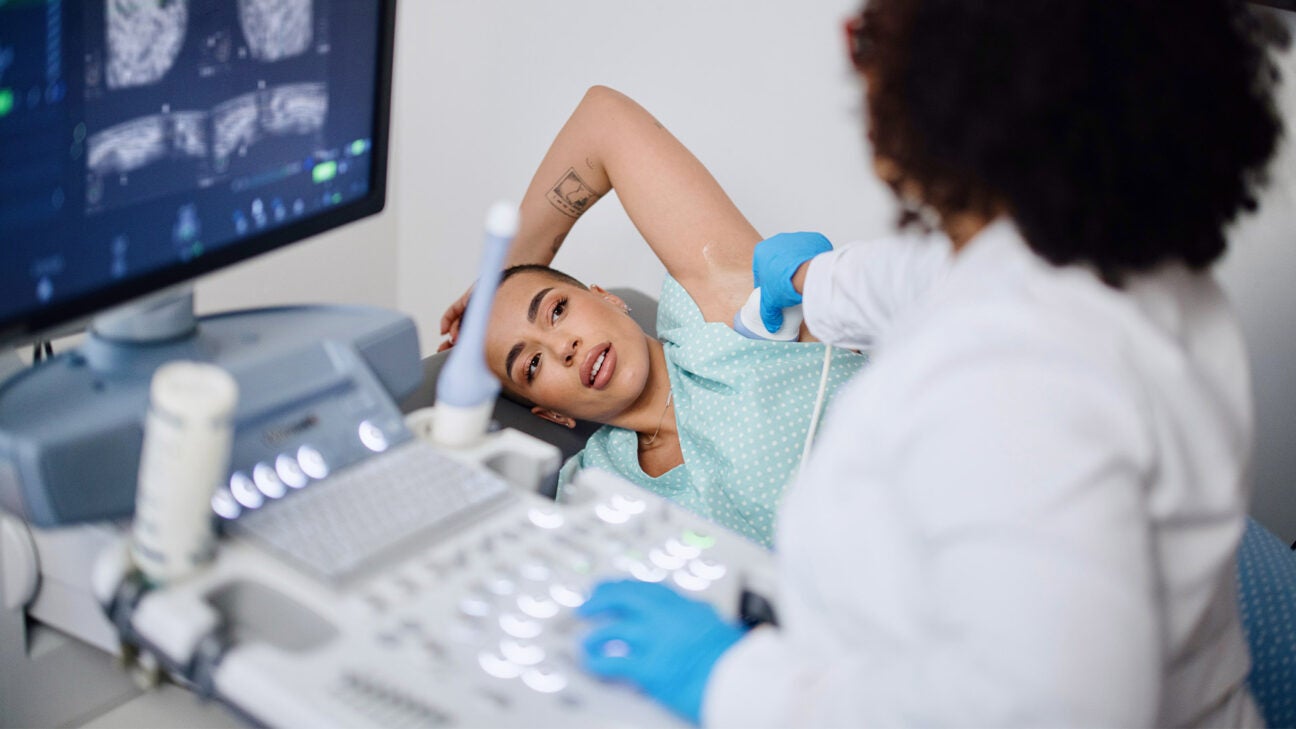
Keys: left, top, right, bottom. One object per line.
{"left": 439, "top": 86, "right": 868, "bottom": 548}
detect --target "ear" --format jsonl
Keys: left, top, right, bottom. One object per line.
{"left": 588, "top": 285, "right": 627, "bottom": 313}
{"left": 531, "top": 406, "right": 576, "bottom": 429}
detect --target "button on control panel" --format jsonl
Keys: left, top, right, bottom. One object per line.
{"left": 211, "top": 405, "right": 407, "bottom": 522}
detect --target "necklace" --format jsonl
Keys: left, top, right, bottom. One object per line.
{"left": 639, "top": 389, "right": 675, "bottom": 447}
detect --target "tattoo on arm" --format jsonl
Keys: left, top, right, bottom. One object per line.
{"left": 547, "top": 168, "right": 601, "bottom": 219}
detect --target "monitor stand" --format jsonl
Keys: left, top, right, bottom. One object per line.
{"left": 0, "top": 286, "right": 197, "bottom": 391}
{"left": 0, "top": 285, "right": 198, "bottom": 391}
{"left": 90, "top": 285, "right": 199, "bottom": 347}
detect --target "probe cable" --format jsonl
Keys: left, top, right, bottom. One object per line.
{"left": 798, "top": 342, "right": 834, "bottom": 479}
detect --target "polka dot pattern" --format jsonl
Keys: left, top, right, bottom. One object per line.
{"left": 559, "top": 276, "right": 866, "bottom": 548}
{"left": 1236, "top": 517, "right": 1296, "bottom": 729}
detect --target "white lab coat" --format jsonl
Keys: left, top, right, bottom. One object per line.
{"left": 705, "top": 219, "right": 1259, "bottom": 727}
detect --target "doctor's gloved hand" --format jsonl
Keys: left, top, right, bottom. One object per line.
{"left": 577, "top": 579, "right": 747, "bottom": 725}
{"left": 752, "top": 232, "right": 833, "bottom": 333}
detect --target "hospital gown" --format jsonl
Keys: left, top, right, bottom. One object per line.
{"left": 558, "top": 276, "right": 865, "bottom": 548}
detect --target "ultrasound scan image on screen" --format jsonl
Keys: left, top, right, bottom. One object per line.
{"left": 0, "top": 0, "right": 392, "bottom": 344}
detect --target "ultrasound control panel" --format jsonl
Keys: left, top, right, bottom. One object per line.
{"left": 121, "top": 432, "right": 777, "bottom": 728}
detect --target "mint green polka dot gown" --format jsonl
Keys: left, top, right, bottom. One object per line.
{"left": 558, "top": 276, "right": 866, "bottom": 548}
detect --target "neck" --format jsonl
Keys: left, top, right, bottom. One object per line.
{"left": 944, "top": 210, "right": 996, "bottom": 252}
{"left": 617, "top": 338, "right": 676, "bottom": 443}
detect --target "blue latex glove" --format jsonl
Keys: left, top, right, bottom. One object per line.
{"left": 752, "top": 232, "right": 833, "bottom": 333}
{"left": 577, "top": 580, "right": 747, "bottom": 725}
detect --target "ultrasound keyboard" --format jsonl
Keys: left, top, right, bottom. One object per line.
{"left": 227, "top": 441, "right": 512, "bottom": 581}
{"left": 125, "top": 433, "right": 776, "bottom": 728}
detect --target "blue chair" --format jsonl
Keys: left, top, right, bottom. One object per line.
{"left": 1237, "top": 517, "right": 1296, "bottom": 728}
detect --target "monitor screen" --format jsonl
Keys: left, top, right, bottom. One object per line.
{"left": 0, "top": 0, "right": 396, "bottom": 345}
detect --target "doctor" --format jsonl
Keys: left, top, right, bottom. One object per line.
{"left": 575, "top": 0, "right": 1289, "bottom": 726}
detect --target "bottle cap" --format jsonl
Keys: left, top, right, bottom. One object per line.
{"left": 150, "top": 361, "right": 238, "bottom": 420}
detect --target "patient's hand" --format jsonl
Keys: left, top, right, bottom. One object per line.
{"left": 438, "top": 285, "right": 473, "bottom": 351}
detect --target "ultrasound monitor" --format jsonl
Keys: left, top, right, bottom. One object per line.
{"left": 0, "top": 0, "right": 421, "bottom": 528}
{"left": 0, "top": 0, "right": 396, "bottom": 345}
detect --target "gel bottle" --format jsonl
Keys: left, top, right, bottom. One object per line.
{"left": 131, "top": 361, "right": 238, "bottom": 584}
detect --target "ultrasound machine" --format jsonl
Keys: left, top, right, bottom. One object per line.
{"left": 0, "top": 3, "right": 774, "bottom": 727}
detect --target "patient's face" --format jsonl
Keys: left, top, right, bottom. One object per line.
{"left": 486, "top": 271, "right": 652, "bottom": 424}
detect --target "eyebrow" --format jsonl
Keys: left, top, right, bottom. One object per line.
{"left": 528, "top": 287, "right": 553, "bottom": 324}
{"left": 505, "top": 286, "right": 555, "bottom": 381}
{"left": 505, "top": 343, "right": 524, "bottom": 382}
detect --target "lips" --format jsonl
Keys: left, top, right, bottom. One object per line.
{"left": 581, "top": 343, "right": 615, "bottom": 390}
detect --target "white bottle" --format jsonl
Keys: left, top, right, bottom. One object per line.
{"left": 131, "top": 361, "right": 238, "bottom": 585}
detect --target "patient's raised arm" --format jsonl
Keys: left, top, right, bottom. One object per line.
{"left": 440, "top": 86, "right": 760, "bottom": 346}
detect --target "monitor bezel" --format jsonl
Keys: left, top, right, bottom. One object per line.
{"left": 0, "top": 0, "right": 399, "bottom": 348}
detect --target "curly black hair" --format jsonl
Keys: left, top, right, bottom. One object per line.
{"left": 851, "top": 0, "right": 1289, "bottom": 285}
